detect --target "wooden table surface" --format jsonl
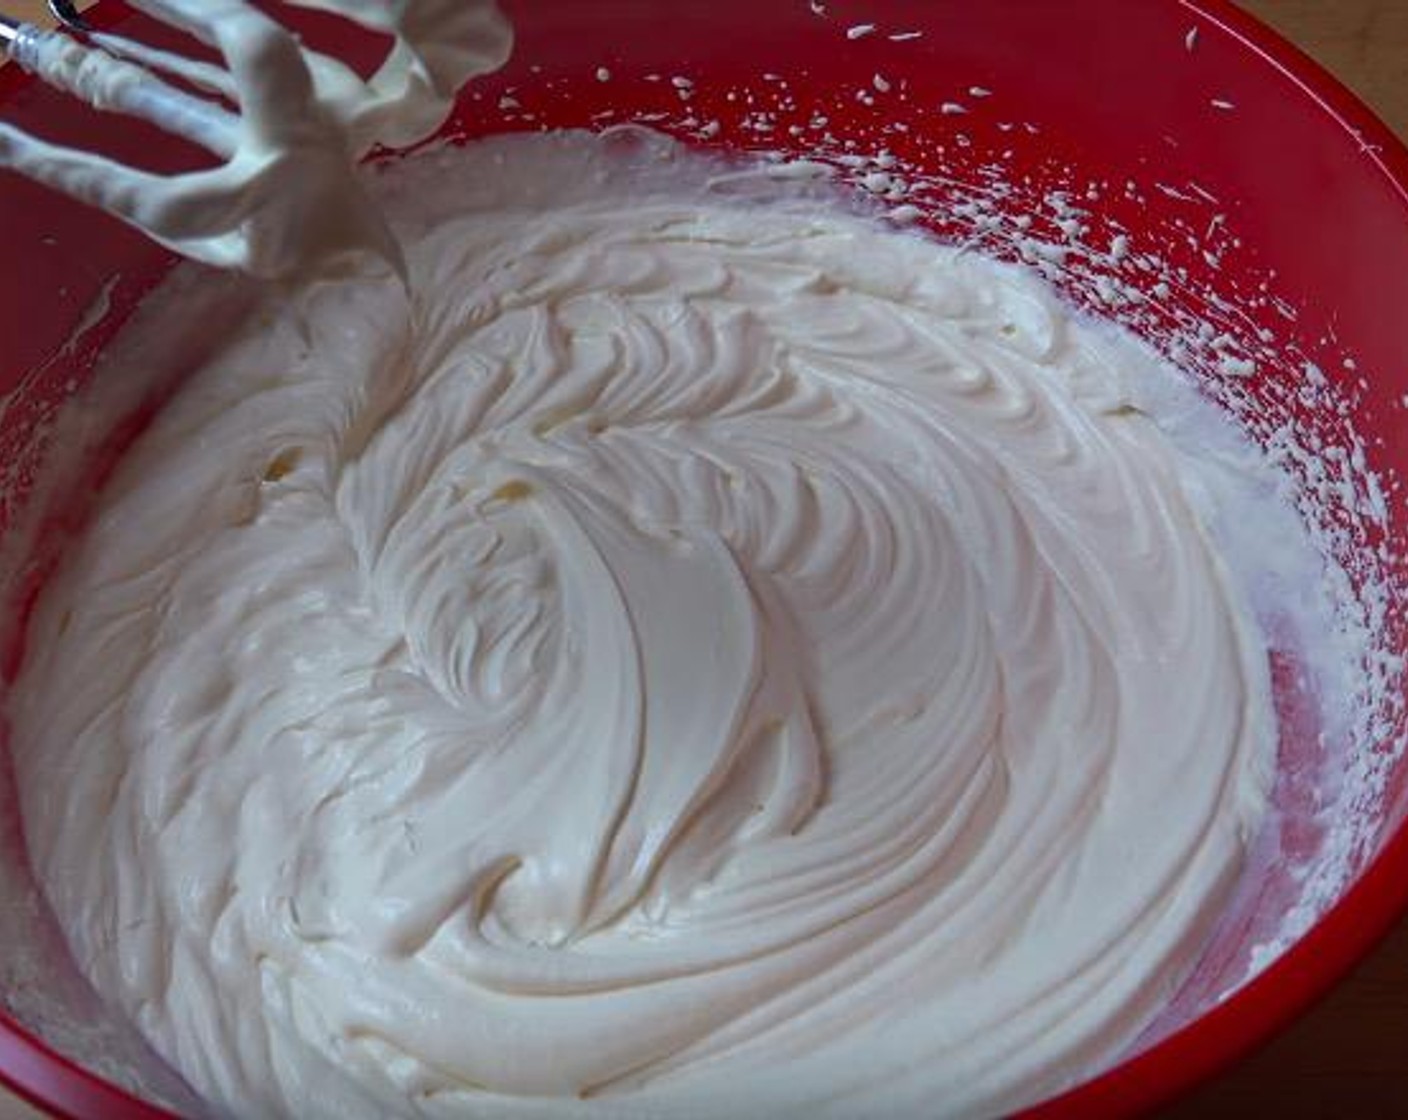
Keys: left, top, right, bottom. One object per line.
{"left": 1, "top": 1, "right": 1407, "bottom": 1118}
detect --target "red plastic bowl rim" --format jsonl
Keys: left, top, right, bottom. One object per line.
{"left": 1028, "top": 0, "right": 1408, "bottom": 1114}
{"left": 1, "top": 2, "right": 1407, "bottom": 1117}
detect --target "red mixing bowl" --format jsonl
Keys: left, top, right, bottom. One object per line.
{"left": 1, "top": 1, "right": 1407, "bottom": 1116}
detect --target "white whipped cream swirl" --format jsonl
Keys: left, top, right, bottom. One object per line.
{"left": 9, "top": 133, "right": 1272, "bottom": 1119}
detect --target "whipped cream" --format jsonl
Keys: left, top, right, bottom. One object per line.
{"left": 8, "top": 131, "right": 1276, "bottom": 1119}
{"left": 1, "top": 0, "right": 511, "bottom": 278}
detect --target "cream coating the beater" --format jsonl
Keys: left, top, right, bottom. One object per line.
{"left": 0, "top": 0, "right": 511, "bottom": 277}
